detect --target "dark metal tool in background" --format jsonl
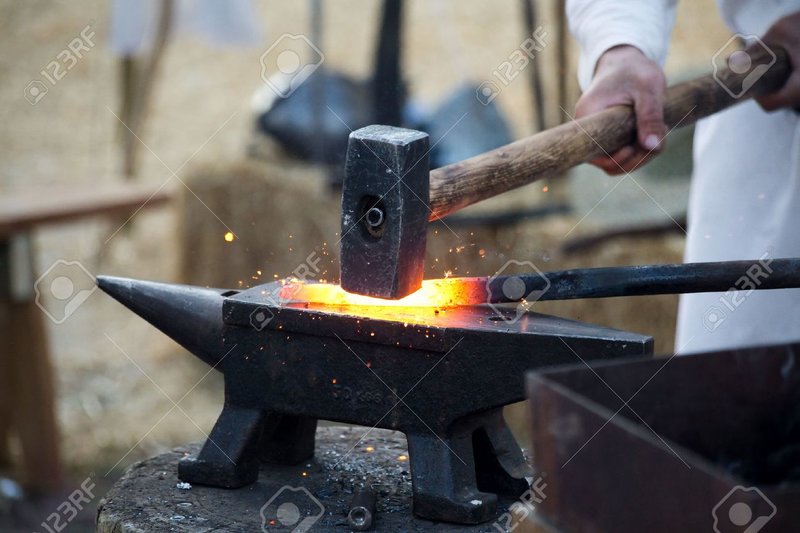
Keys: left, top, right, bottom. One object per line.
{"left": 97, "top": 275, "right": 651, "bottom": 525}
{"left": 340, "top": 45, "right": 791, "bottom": 299}
{"left": 256, "top": 0, "right": 518, "bottom": 189}
{"left": 527, "top": 343, "right": 800, "bottom": 532}
{"left": 257, "top": 0, "right": 405, "bottom": 181}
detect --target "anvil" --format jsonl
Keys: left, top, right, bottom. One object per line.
{"left": 98, "top": 276, "right": 652, "bottom": 524}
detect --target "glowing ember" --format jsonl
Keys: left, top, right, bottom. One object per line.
{"left": 223, "top": 231, "right": 235, "bottom": 242}
{"left": 279, "top": 278, "right": 482, "bottom": 308}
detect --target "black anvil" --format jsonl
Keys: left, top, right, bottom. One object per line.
{"left": 99, "top": 276, "right": 651, "bottom": 524}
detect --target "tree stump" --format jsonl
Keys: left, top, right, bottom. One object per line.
{"left": 96, "top": 426, "right": 527, "bottom": 532}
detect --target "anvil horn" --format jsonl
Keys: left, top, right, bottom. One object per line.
{"left": 97, "top": 276, "right": 226, "bottom": 367}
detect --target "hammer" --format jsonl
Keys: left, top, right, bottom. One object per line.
{"left": 341, "top": 45, "right": 790, "bottom": 299}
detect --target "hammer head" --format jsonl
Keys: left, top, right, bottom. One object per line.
{"left": 340, "top": 125, "right": 430, "bottom": 299}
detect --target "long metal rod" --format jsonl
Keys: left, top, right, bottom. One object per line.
{"left": 292, "top": 258, "right": 800, "bottom": 308}
{"left": 479, "top": 258, "right": 800, "bottom": 304}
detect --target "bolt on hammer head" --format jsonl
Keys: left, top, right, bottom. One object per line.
{"left": 339, "top": 125, "right": 430, "bottom": 299}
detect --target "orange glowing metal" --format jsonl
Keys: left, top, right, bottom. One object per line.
{"left": 280, "top": 278, "right": 482, "bottom": 309}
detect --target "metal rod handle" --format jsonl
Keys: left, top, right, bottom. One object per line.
{"left": 479, "top": 258, "right": 800, "bottom": 304}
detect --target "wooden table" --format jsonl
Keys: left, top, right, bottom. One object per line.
{"left": 0, "top": 184, "right": 170, "bottom": 493}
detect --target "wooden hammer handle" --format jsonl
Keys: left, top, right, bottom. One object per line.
{"left": 428, "top": 45, "right": 791, "bottom": 221}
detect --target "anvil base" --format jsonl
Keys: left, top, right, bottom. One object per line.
{"left": 98, "top": 428, "right": 537, "bottom": 532}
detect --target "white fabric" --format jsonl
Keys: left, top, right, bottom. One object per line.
{"left": 717, "top": 0, "right": 798, "bottom": 36}
{"left": 110, "top": 0, "right": 156, "bottom": 55}
{"left": 678, "top": 102, "right": 800, "bottom": 353}
{"left": 110, "top": 0, "right": 262, "bottom": 55}
{"left": 567, "top": 0, "right": 678, "bottom": 90}
{"left": 567, "top": 0, "right": 800, "bottom": 353}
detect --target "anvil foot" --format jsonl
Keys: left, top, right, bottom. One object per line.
{"left": 407, "top": 432, "right": 498, "bottom": 524}
{"left": 178, "top": 405, "right": 263, "bottom": 488}
{"left": 473, "top": 411, "right": 532, "bottom": 497}
{"left": 406, "top": 410, "right": 532, "bottom": 524}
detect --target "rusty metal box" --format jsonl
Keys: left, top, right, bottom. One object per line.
{"left": 527, "top": 343, "right": 800, "bottom": 532}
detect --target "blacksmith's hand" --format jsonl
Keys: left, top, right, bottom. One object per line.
{"left": 574, "top": 45, "right": 667, "bottom": 175}
{"left": 757, "top": 10, "right": 800, "bottom": 112}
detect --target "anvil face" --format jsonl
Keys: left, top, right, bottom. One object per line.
{"left": 98, "top": 276, "right": 653, "bottom": 525}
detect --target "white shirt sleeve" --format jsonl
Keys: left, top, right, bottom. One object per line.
{"left": 567, "top": 0, "right": 678, "bottom": 90}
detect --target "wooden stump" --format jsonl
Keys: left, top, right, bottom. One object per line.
{"left": 96, "top": 426, "right": 531, "bottom": 532}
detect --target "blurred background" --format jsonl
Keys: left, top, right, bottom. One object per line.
{"left": 1, "top": 0, "right": 732, "bottom": 530}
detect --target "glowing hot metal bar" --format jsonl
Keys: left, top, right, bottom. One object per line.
{"left": 280, "top": 277, "right": 481, "bottom": 308}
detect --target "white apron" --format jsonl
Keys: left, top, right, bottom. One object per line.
{"left": 676, "top": 0, "right": 800, "bottom": 353}
{"left": 676, "top": 102, "right": 800, "bottom": 353}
